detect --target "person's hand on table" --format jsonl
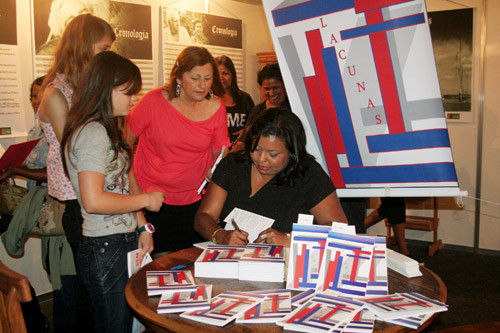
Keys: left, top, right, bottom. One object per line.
{"left": 216, "top": 229, "right": 249, "bottom": 245}
{"left": 255, "top": 228, "right": 290, "bottom": 246}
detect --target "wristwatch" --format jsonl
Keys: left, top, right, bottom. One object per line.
{"left": 137, "top": 223, "right": 155, "bottom": 235}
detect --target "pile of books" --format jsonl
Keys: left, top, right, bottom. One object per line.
{"left": 194, "top": 243, "right": 285, "bottom": 282}
{"left": 387, "top": 249, "right": 422, "bottom": 278}
{"left": 145, "top": 270, "right": 213, "bottom": 314}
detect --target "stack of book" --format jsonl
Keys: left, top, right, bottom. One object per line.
{"left": 145, "top": 270, "right": 213, "bottom": 314}
{"left": 195, "top": 243, "right": 285, "bottom": 282}
{"left": 386, "top": 249, "right": 422, "bottom": 278}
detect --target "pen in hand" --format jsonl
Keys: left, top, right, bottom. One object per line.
{"left": 231, "top": 219, "right": 241, "bottom": 232}
{"left": 232, "top": 219, "right": 249, "bottom": 243}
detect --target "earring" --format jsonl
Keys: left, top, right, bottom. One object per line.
{"left": 209, "top": 89, "right": 214, "bottom": 99}
{"left": 175, "top": 83, "right": 180, "bottom": 96}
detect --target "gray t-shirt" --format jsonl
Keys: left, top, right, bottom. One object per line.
{"left": 66, "top": 122, "right": 137, "bottom": 237}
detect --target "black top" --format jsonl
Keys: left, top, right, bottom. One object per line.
{"left": 211, "top": 153, "right": 336, "bottom": 233}
{"left": 226, "top": 91, "right": 254, "bottom": 146}
{"left": 246, "top": 98, "right": 291, "bottom": 126}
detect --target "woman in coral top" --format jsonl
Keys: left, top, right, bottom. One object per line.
{"left": 126, "top": 46, "right": 230, "bottom": 255}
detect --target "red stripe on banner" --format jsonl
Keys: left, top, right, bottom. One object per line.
{"left": 354, "top": 0, "right": 413, "bottom": 13}
{"left": 270, "top": 295, "right": 279, "bottom": 312}
{"left": 287, "top": 304, "right": 321, "bottom": 323}
{"left": 306, "top": 29, "right": 346, "bottom": 154}
{"left": 221, "top": 298, "right": 254, "bottom": 313}
{"left": 227, "top": 249, "right": 237, "bottom": 259}
{"left": 294, "top": 244, "right": 307, "bottom": 288}
{"left": 172, "top": 292, "right": 181, "bottom": 303}
{"left": 304, "top": 77, "right": 345, "bottom": 187}
{"left": 365, "top": 10, "right": 405, "bottom": 134}
{"left": 369, "top": 254, "right": 375, "bottom": 282}
{"left": 252, "top": 247, "right": 262, "bottom": 258}
{"left": 319, "top": 307, "right": 340, "bottom": 321}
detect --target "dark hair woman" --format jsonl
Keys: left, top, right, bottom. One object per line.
{"left": 215, "top": 55, "right": 255, "bottom": 147}
{"left": 194, "top": 108, "right": 347, "bottom": 246}
{"left": 126, "top": 46, "right": 230, "bottom": 255}
{"left": 62, "top": 51, "right": 164, "bottom": 332}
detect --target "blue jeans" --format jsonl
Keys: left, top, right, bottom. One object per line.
{"left": 77, "top": 232, "right": 137, "bottom": 333}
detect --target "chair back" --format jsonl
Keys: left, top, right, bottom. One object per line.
{"left": 0, "top": 261, "right": 31, "bottom": 333}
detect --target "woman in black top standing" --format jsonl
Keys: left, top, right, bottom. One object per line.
{"left": 215, "top": 55, "right": 255, "bottom": 148}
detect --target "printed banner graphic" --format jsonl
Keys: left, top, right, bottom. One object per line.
{"left": 262, "top": 0, "right": 459, "bottom": 197}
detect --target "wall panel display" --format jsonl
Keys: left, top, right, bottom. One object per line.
{"left": 161, "top": 7, "right": 243, "bottom": 89}
{"left": 32, "top": 0, "right": 154, "bottom": 96}
{"left": 0, "top": 0, "right": 27, "bottom": 137}
{"left": 262, "top": 0, "right": 460, "bottom": 197}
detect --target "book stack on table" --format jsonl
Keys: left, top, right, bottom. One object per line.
{"left": 194, "top": 243, "right": 285, "bottom": 282}
{"left": 386, "top": 250, "right": 422, "bottom": 278}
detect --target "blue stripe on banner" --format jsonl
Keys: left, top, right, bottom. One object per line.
{"left": 367, "top": 129, "right": 451, "bottom": 152}
{"left": 341, "top": 13, "right": 425, "bottom": 40}
{"left": 341, "top": 163, "right": 458, "bottom": 183}
{"left": 322, "top": 47, "right": 363, "bottom": 166}
{"left": 271, "top": 0, "right": 354, "bottom": 27}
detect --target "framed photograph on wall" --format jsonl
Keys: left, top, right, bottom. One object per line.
{"left": 428, "top": 8, "right": 473, "bottom": 122}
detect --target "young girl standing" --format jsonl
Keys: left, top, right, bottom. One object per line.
{"left": 62, "top": 51, "right": 164, "bottom": 332}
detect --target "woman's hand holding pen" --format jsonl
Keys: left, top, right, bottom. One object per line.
{"left": 217, "top": 229, "right": 248, "bottom": 245}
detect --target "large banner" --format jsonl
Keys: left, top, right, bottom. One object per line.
{"left": 32, "top": 0, "right": 154, "bottom": 95}
{"left": 161, "top": 8, "right": 243, "bottom": 88}
{"left": 262, "top": 0, "right": 459, "bottom": 197}
{"left": 0, "top": 0, "right": 28, "bottom": 138}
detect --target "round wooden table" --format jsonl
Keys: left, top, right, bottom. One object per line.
{"left": 126, "top": 247, "right": 447, "bottom": 332}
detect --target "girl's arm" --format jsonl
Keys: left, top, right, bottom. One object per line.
{"left": 78, "top": 171, "right": 163, "bottom": 214}
{"left": 38, "top": 87, "right": 69, "bottom": 143}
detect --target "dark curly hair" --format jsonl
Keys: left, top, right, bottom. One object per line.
{"left": 239, "top": 108, "right": 314, "bottom": 187}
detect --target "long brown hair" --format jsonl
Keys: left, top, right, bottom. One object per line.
{"left": 42, "top": 13, "right": 115, "bottom": 91}
{"left": 165, "top": 46, "right": 224, "bottom": 100}
{"left": 62, "top": 51, "right": 141, "bottom": 175}
{"left": 215, "top": 55, "right": 243, "bottom": 104}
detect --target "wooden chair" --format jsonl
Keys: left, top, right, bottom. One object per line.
{"left": 0, "top": 261, "right": 31, "bottom": 333}
{"left": 385, "top": 197, "right": 443, "bottom": 256}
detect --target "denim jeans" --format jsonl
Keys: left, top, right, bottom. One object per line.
{"left": 77, "top": 232, "right": 137, "bottom": 333}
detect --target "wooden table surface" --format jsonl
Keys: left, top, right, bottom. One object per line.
{"left": 125, "top": 247, "right": 447, "bottom": 333}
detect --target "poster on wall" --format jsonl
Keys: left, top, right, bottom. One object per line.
{"left": 262, "top": 0, "right": 460, "bottom": 197}
{"left": 0, "top": 0, "right": 28, "bottom": 138}
{"left": 428, "top": 8, "right": 473, "bottom": 123}
{"left": 32, "top": 0, "right": 154, "bottom": 95}
{"left": 161, "top": 7, "right": 243, "bottom": 88}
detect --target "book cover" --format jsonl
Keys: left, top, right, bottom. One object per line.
{"left": 146, "top": 270, "right": 197, "bottom": 296}
{"left": 236, "top": 289, "right": 291, "bottom": 323}
{"left": 194, "top": 244, "right": 246, "bottom": 279}
{"left": 286, "top": 224, "right": 332, "bottom": 290}
{"left": 180, "top": 291, "right": 266, "bottom": 327}
{"left": 366, "top": 236, "right": 388, "bottom": 296}
{"left": 361, "top": 292, "right": 448, "bottom": 320}
{"left": 336, "top": 309, "right": 375, "bottom": 333}
{"left": 127, "top": 248, "right": 152, "bottom": 277}
{"left": 238, "top": 243, "right": 285, "bottom": 282}
{"left": 156, "top": 285, "right": 212, "bottom": 314}
{"left": 0, "top": 138, "right": 41, "bottom": 177}
{"left": 278, "top": 293, "right": 364, "bottom": 332}
{"left": 315, "top": 232, "right": 375, "bottom": 297}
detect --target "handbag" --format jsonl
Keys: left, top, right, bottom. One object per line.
{"left": 31, "top": 194, "right": 66, "bottom": 236}
{"left": 0, "top": 178, "right": 28, "bottom": 215}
